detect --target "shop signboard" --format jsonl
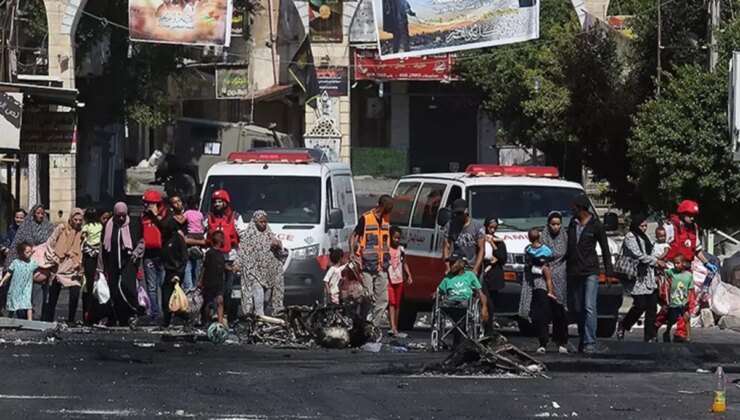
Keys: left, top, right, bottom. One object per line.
{"left": 216, "top": 66, "right": 250, "bottom": 99}
{"left": 317, "top": 66, "right": 349, "bottom": 97}
{"left": 21, "top": 112, "right": 77, "bottom": 154}
{"left": 0, "top": 92, "right": 23, "bottom": 150}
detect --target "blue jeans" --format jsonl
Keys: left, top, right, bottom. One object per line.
{"left": 568, "top": 274, "right": 599, "bottom": 350}
{"left": 183, "top": 257, "right": 202, "bottom": 291}
{"left": 143, "top": 257, "right": 165, "bottom": 317}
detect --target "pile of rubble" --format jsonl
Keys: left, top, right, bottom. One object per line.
{"left": 421, "top": 334, "right": 547, "bottom": 377}
{"left": 242, "top": 304, "right": 368, "bottom": 349}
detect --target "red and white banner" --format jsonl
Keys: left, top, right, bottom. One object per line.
{"left": 353, "top": 50, "right": 457, "bottom": 81}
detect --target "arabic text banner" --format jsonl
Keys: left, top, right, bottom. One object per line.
{"left": 129, "top": 0, "right": 233, "bottom": 46}
{"left": 371, "top": 0, "right": 540, "bottom": 59}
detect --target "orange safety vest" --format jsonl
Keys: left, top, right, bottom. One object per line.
{"left": 359, "top": 211, "right": 391, "bottom": 273}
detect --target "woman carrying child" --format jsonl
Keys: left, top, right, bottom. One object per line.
{"left": 480, "top": 217, "right": 507, "bottom": 335}
{"left": 541, "top": 212, "right": 570, "bottom": 352}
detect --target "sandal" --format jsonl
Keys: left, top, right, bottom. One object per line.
{"left": 617, "top": 323, "right": 625, "bottom": 341}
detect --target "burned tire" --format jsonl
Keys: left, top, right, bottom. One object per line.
{"left": 597, "top": 318, "right": 618, "bottom": 338}
{"left": 398, "top": 302, "right": 418, "bottom": 331}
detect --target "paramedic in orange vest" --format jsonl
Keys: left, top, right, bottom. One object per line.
{"left": 656, "top": 199, "right": 718, "bottom": 342}
{"left": 141, "top": 189, "right": 167, "bottom": 318}
{"left": 350, "top": 195, "right": 394, "bottom": 331}
{"left": 204, "top": 189, "right": 241, "bottom": 323}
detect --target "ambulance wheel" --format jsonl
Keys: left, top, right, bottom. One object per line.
{"left": 398, "top": 303, "right": 418, "bottom": 331}
{"left": 165, "top": 172, "right": 197, "bottom": 199}
{"left": 597, "top": 318, "right": 618, "bottom": 338}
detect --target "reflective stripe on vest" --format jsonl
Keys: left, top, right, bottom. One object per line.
{"left": 359, "top": 211, "right": 390, "bottom": 272}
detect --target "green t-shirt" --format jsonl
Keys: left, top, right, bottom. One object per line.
{"left": 82, "top": 222, "right": 103, "bottom": 247}
{"left": 437, "top": 270, "right": 481, "bottom": 301}
{"left": 666, "top": 269, "right": 693, "bottom": 307}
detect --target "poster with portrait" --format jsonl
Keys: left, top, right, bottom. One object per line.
{"left": 371, "top": 0, "right": 539, "bottom": 59}
{"left": 309, "top": 0, "right": 344, "bottom": 43}
{"left": 129, "top": 0, "right": 233, "bottom": 46}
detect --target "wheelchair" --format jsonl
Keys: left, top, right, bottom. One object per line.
{"left": 430, "top": 293, "right": 483, "bottom": 351}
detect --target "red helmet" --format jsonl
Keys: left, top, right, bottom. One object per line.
{"left": 212, "top": 189, "right": 231, "bottom": 204}
{"left": 143, "top": 189, "right": 163, "bottom": 203}
{"left": 676, "top": 199, "right": 699, "bottom": 216}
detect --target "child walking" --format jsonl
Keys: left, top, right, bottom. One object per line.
{"left": 81, "top": 208, "right": 103, "bottom": 324}
{"left": 663, "top": 254, "right": 692, "bottom": 342}
{"left": 387, "top": 226, "right": 412, "bottom": 337}
{"left": 323, "top": 248, "right": 345, "bottom": 305}
{"left": 0, "top": 242, "right": 39, "bottom": 320}
{"left": 198, "top": 232, "right": 226, "bottom": 325}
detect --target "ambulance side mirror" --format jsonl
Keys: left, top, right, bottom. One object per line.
{"left": 603, "top": 212, "right": 619, "bottom": 232}
{"left": 327, "top": 208, "right": 345, "bottom": 231}
{"left": 437, "top": 207, "right": 452, "bottom": 227}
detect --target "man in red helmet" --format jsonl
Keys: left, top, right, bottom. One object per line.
{"left": 655, "top": 199, "right": 718, "bottom": 342}
{"left": 204, "top": 189, "right": 241, "bottom": 323}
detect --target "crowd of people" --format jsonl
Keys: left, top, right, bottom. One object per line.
{"left": 0, "top": 189, "right": 287, "bottom": 328}
{"left": 0, "top": 189, "right": 720, "bottom": 355}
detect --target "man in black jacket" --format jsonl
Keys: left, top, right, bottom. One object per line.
{"left": 566, "top": 195, "right": 613, "bottom": 353}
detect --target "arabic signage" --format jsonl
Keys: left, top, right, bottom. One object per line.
{"left": 371, "top": 0, "right": 540, "bottom": 59}
{"left": 317, "top": 66, "right": 349, "bottom": 97}
{"left": 216, "top": 67, "right": 249, "bottom": 99}
{"left": 0, "top": 92, "right": 23, "bottom": 150}
{"left": 21, "top": 112, "right": 77, "bottom": 154}
{"left": 354, "top": 49, "right": 456, "bottom": 81}
{"left": 309, "top": 0, "right": 344, "bottom": 43}
{"left": 129, "top": 0, "right": 233, "bottom": 46}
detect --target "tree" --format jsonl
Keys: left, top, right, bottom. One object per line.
{"left": 628, "top": 65, "right": 740, "bottom": 228}
{"left": 455, "top": 0, "right": 643, "bottom": 208}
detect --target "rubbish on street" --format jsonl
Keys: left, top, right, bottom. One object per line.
{"left": 700, "top": 308, "right": 716, "bottom": 328}
{"left": 361, "top": 342, "right": 382, "bottom": 353}
{"left": 133, "top": 342, "right": 155, "bottom": 348}
{"left": 696, "top": 368, "right": 711, "bottom": 374}
{"left": 0, "top": 318, "right": 59, "bottom": 332}
{"left": 421, "top": 334, "right": 547, "bottom": 377}
{"left": 713, "top": 366, "right": 727, "bottom": 413}
{"left": 717, "top": 315, "right": 740, "bottom": 331}
{"left": 207, "top": 323, "right": 229, "bottom": 345}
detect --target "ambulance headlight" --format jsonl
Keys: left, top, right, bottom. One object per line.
{"left": 292, "top": 244, "right": 320, "bottom": 260}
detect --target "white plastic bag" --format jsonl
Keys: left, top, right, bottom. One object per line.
{"left": 93, "top": 272, "right": 110, "bottom": 304}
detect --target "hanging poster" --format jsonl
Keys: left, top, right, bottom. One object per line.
{"left": 371, "top": 0, "right": 540, "bottom": 59}
{"left": 309, "top": 0, "right": 344, "bottom": 43}
{"left": 353, "top": 49, "right": 456, "bottom": 81}
{"left": 21, "top": 112, "right": 77, "bottom": 154}
{"left": 129, "top": 0, "right": 233, "bottom": 46}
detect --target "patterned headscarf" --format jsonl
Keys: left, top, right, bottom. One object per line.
{"left": 238, "top": 210, "right": 283, "bottom": 289}
{"left": 4, "top": 204, "right": 53, "bottom": 268}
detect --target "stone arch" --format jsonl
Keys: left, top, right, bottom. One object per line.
{"left": 42, "top": 0, "right": 88, "bottom": 88}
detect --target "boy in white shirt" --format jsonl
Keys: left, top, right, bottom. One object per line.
{"left": 323, "top": 248, "right": 346, "bottom": 304}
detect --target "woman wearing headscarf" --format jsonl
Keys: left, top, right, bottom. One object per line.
{"left": 480, "top": 217, "right": 507, "bottom": 335}
{"left": 541, "top": 211, "right": 570, "bottom": 353}
{"left": 617, "top": 214, "right": 664, "bottom": 342}
{"left": 42, "top": 208, "right": 85, "bottom": 323}
{"left": 5, "top": 204, "right": 54, "bottom": 319}
{"left": 236, "top": 210, "right": 284, "bottom": 316}
{"left": 97, "top": 203, "right": 144, "bottom": 327}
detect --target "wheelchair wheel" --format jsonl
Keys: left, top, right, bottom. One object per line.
{"left": 470, "top": 300, "right": 482, "bottom": 340}
{"left": 430, "top": 298, "right": 442, "bottom": 352}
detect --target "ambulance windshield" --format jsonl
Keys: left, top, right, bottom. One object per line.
{"left": 468, "top": 186, "right": 591, "bottom": 231}
{"left": 202, "top": 175, "right": 322, "bottom": 224}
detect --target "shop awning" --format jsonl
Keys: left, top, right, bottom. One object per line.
{"left": 250, "top": 84, "right": 294, "bottom": 103}
{"left": 0, "top": 82, "right": 78, "bottom": 107}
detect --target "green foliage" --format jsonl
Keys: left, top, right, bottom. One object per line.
{"left": 629, "top": 66, "right": 740, "bottom": 228}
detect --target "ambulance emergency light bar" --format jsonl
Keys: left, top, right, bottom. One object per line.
{"left": 465, "top": 165, "right": 560, "bottom": 178}
{"left": 227, "top": 151, "right": 314, "bottom": 164}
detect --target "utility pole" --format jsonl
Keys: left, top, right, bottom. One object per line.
{"left": 656, "top": 0, "right": 662, "bottom": 96}
{"left": 709, "top": 0, "right": 720, "bottom": 72}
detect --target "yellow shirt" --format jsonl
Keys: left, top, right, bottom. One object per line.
{"left": 82, "top": 222, "right": 102, "bottom": 247}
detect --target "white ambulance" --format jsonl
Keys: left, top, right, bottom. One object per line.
{"left": 200, "top": 148, "right": 357, "bottom": 305}
{"left": 390, "top": 165, "right": 622, "bottom": 336}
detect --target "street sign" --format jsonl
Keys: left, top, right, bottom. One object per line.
{"left": 21, "top": 111, "right": 77, "bottom": 154}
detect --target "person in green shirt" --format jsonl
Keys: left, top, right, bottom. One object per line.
{"left": 663, "top": 254, "right": 692, "bottom": 342}
{"left": 435, "top": 250, "right": 489, "bottom": 346}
